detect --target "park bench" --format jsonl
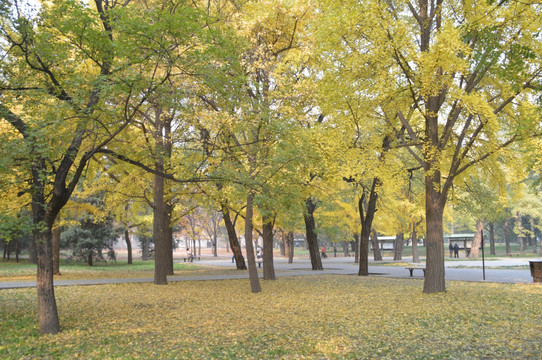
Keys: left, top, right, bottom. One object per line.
{"left": 405, "top": 267, "right": 426, "bottom": 277}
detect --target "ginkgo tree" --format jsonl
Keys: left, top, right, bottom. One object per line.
{"left": 318, "top": 0, "right": 542, "bottom": 293}
{"left": 0, "top": 0, "right": 219, "bottom": 334}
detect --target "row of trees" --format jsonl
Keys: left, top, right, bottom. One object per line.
{"left": 1, "top": 0, "right": 541, "bottom": 334}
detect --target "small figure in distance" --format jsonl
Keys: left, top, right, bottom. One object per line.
{"left": 453, "top": 243, "right": 459, "bottom": 258}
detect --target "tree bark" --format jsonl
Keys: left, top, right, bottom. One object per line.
{"left": 125, "top": 230, "right": 133, "bottom": 265}
{"left": 423, "top": 185, "right": 446, "bottom": 293}
{"left": 304, "top": 197, "right": 323, "bottom": 270}
{"left": 52, "top": 227, "right": 61, "bottom": 275}
{"left": 221, "top": 204, "right": 246, "bottom": 270}
{"left": 153, "top": 168, "right": 169, "bottom": 285}
{"left": 35, "top": 229, "right": 60, "bottom": 334}
{"left": 287, "top": 231, "right": 294, "bottom": 264}
{"left": 359, "top": 179, "right": 379, "bottom": 276}
{"left": 393, "top": 233, "right": 404, "bottom": 261}
{"left": 262, "top": 215, "right": 276, "bottom": 280}
{"left": 245, "top": 193, "right": 261, "bottom": 293}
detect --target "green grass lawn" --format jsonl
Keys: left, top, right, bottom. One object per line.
{"left": 0, "top": 260, "right": 242, "bottom": 282}
{"left": 1, "top": 276, "right": 540, "bottom": 359}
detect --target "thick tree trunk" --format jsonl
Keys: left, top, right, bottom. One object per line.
{"left": 52, "top": 227, "right": 61, "bottom": 275}
{"left": 423, "top": 188, "right": 446, "bottom": 293}
{"left": 125, "top": 230, "right": 133, "bottom": 264}
{"left": 304, "top": 197, "right": 323, "bottom": 270}
{"left": 393, "top": 233, "right": 404, "bottom": 260}
{"left": 262, "top": 216, "right": 276, "bottom": 280}
{"left": 468, "top": 222, "right": 484, "bottom": 259}
{"left": 344, "top": 240, "right": 350, "bottom": 257}
{"left": 412, "top": 223, "right": 420, "bottom": 263}
{"left": 221, "top": 205, "right": 246, "bottom": 270}
{"left": 489, "top": 222, "right": 495, "bottom": 255}
{"left": 36, "top": 229, "right": 60, "bottom": 334}
{"left": 153, "top": 169, "right": 169, "bottom": 285}
{"left": 87, "top": 252, "right": 93, "bottom": 266}
{"left": 371, "top": 229, "right": 383, "bottom": 261}
{"left": 245, "top": 194, "right": 261, "bottom": 293}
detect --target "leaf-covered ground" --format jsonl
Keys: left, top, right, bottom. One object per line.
{"left": 1, "top": 276, "right": 541, "bottom": 359}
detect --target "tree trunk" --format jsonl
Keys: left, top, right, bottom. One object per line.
{"left": 262, "top": 216, "right": 276, "bottom": 280}
{"left": 245, "top": 193, "right": 261, "bottom": 293}
{"left": 287, "top": 231, "right": 294, "bottom": 264}
{"left": 87, "top": 252, "right": 93, "bottom": 266}
{"left": 304, "top": 197, "right": 323, "bottom": 270}
{"left": 489, "top": 222, "right": 495, "bottom": 255}
{"left": 52, "top": 227, "right": 61, "bottom": 275}
{"left": 15, "top": 239, "right": 19, "bottom": 263}
{"left": 32, "top": 159, "right": 60, "bottom": 334}
{"left": 153, "top": 168, "right": 169, "bottom": 285}
{"left": 423, "top": 186, "right": 446, "bottom": 293}
{"left": 221, "top": 205, "right": 246, "bottom": 270}
{"left": 412, "top": 222, "right": 420, "bottom": 263}
{"left": 35, "top": 229, "right": 60, "bottom": 334}
{"left": 142, "top": 236, "right": 149, "bottom": 261}
{"left": 393, "top": 232, "right": 404, "bottom": 261}
{"left": 371, "top": 229, "right": 383, "bottom": 261}
{"left": 279, "top": 232, "right": 286, "bottom": 257}
{"left": 344, "top": 240, "right": 350, "bottom": 257}
{"left": 359, "top": 179, "right": 379, "bottom": 276}
{"left": 468, "top": 222, "right": 484, "bottom": 259}
{"left": 504, "top": 220, "right": 511, "bottom": 256}
{"left": 125, "top": 230, "right": 133, "bottom": 265}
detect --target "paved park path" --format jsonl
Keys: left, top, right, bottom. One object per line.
{"left": 1, "top": 256, "right": 539, "bottom": 290}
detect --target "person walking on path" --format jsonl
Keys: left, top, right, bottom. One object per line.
{"left": 321, "top": 245, "right": 327, "bottom": 258}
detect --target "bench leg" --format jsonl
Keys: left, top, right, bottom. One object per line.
{"left": 408, "top": 269, "right": 413, "bottom": 277}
